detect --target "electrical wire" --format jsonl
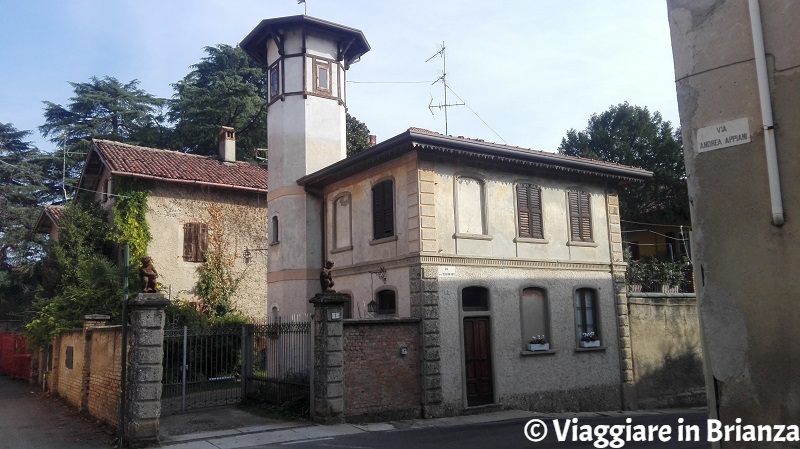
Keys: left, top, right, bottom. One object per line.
{"left": 621, "top": 219, "right": 691, "bottom": 229}
{"left": 347, "top": 80, "right": 435, "bottom": 84}
{"left": 445, "top": 85, "right": 508, "bottom": 144}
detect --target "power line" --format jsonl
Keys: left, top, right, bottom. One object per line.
{"left": 445, "top": 85, "right": 507, "bottom": 145}
{"left": 347, "top": 80, "right": 435, "bottom": 84}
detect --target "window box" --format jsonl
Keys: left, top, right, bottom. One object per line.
{"left": 580, "top": 340, "right": 601, "bottom": 348}
{"left": 527, "top": 343, "right": 550, "bottom": 351}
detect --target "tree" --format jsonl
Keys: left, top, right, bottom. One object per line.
{"left": 346, "top": 113, "right": 371, "bottom": 157}
{"left": 0, "top": 123, "right": 50, "bottom": 270}
{"left": 558, "top": 102, "right": 689, "bottom": 225}
{"left": 38, "top": 76, "right": 167, "bottom": 195}
{"left": 170, "top": 45, "right": 267, "bottom": 159}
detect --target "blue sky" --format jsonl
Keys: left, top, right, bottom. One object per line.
{"left": 0, "top": 0, "right": 679, "bottom": 154}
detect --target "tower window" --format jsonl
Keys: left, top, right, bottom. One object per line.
{"left": 315, "top": 60, "right": 331, "bottom": 93}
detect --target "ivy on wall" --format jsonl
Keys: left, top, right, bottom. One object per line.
{"left": 112, "top": 178, "right": 152, "bottom": 264}
{"left": 196, "top": 204, "right": 246, "bottom": 317}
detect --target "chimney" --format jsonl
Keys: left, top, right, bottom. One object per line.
{"left": 218, "top": 126, "right": 236, "bottom": 162}
{"left": 369, "top": 134, "right": 377, "bottom": 147}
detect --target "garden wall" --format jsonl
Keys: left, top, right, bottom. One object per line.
{"left": 343, "top": 319, "right": 422, "bottom": 421}
{"left": 627, "top": 293, "right": 706, "bottom": 408}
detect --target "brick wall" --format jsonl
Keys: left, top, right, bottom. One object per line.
{"left": 51, "top": 326, "right": 123, "bottom": 427}
{"left": 87, "top": 327, "right": 123, "bottom": 426}
{"left": 343, "top": 319, "right": 421, "bottom": 421}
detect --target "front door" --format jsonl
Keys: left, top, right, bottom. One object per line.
{"left": 463, "top": 316, "right": 493, "bottom": 406}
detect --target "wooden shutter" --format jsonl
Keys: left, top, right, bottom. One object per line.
{"left": 517, "top": 184, "right": 544, "bottom": 239}
{"left": 516, "top": 184, "right": 530, "bottom": 238}
{"left": 372, "top": 180, "right": 394, "bottom": 239}
{"left": 568, "top": 191, "right": 592, "bottom": 242}
{"left": 578, "top": 191, "right": 592, "bottom": 241}
{"left": 183, "top": 222, "right": 208, "bottom": 262}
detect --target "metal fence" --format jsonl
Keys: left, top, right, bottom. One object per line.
{"left": 243, "top": 314, "right": 311, "bottom": 405}
{"left": 161, "top": 314, "right": 311, "bottom": 415}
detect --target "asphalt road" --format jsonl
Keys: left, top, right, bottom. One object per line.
{"left": 251, "top": 411, "right": 712, "bottom": 449}
{"left": 0, "top": 375, "right": 114, "bottom": 449}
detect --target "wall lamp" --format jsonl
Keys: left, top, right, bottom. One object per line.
{"left": 243, "top": 246, "right": 268, "bottom": 265}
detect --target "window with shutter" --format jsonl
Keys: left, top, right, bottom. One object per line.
{"left": 372, "top": 180, "right": 394, "bottom": 240}
{"left": 568, "top": 190, "right": 592, "bottom": 242}
{"left": 183, "top": 222, "right": 208, "bottom": 262}
{"left": 516, "top": 183, "right": 544, "bottom": 239}
{"left": 575, "top": 288, "right": 599, "bottom": 343}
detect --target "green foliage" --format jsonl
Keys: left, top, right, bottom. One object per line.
{"left": 25, "top": 200, "right": 119, "bottom": 348}
{"left": 196, "top": 205, "right": 246, "bottom": 318}
{"left": 39, "top": 76, "right": 167, "bottom": 156}
{"left": 0, "top": 123, "right": 51, "bottom": 272}
{"left": 170, "top": 45, "right": 267, "bottom": 160}
{"left": 558, "top": 102, "right": 689, "bottom": 225}
{"left": 112, "top": 178, "right": 152, "bottom": 264}
{"left": 346, "top": 113, "right": 371, "bottom": 157}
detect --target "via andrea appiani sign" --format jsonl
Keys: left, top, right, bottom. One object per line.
{"left": 695, "top": 117, "right": 751, "bottom": 153}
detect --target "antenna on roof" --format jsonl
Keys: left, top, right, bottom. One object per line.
{"left": 426, "top": 42, "right": 463, "bottom": 135}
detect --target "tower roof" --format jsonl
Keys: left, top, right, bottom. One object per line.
{"left": 240, "top": 15, "right": 370, "bottom": 68}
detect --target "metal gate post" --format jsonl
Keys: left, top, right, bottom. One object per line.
{"left": 240, "top": 325, "right": 247, "bottom": 401}
{"left": 181, "top": 325, "right": 187, "bottom": 413}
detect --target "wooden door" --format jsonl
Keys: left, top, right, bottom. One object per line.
{"left": 463, "top": 316, "right": 493, "bottom": 406}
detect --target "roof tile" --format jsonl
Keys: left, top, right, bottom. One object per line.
{"left": 92, "top": 140, "right": 268, "bottom": 192}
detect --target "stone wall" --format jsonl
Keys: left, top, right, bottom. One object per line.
{"left": 53, "top": 330, "right": 85, "bottom": 409}
{"left": 343, "top": 319, "right": 421, "bottom": 421}
{"left": 627, "top": 293, "right": 705, "bottom": 409}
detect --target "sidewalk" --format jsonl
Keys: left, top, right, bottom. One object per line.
{"left": 157, "top": 408, "right": 707, "bottom": 448}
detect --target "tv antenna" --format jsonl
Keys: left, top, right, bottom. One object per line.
{"left": 426, "top": 42, "right": 463, "bottom": 135}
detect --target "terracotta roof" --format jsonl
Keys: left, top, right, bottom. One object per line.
{"left": 90, "top": 140, "right": 268, "bottom": 193}
{"left": 33, "top": 205, "right": 65, "bottom": 234}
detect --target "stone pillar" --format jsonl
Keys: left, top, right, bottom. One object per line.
{"left": 309, "top": 292, "right": 346, "bottom": 423}
{"left": 410, "top": 266, "right": 443, "bottom": 418}
{"left": 126, "top": 293, "right": 169, "bottom": 446}
{"left": 607, "top": 193, "right": 636, "bottom": 410}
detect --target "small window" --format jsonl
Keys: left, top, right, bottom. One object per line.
{"left": 462, "top": 286, "right": 489, "bottom": 311}
{"left": 568, "top": 190, "right": 592, "bottom": 242}
{"left": 342, "top": 293, "right": 353, "bottom": 319}
{"left": 575, "top": 288, "right": 599, "bottom": 341}
{"left": 269, "top": 65, "right": 280, "bottom": 99}
{"left": 271, "top": 215, "right": 279, "bottom": 245}
{"left": 376, "top": 290, "right": 396, "bottom": 315}
{"left": 372, "top": 180, "right": 394, "bottom": 239}
{"left": 183, "top": 222, "right": 208, "bottom": 262}
{"left": 521, "top": 288, "right": 549, "bottom": 349}
{"left": 65, "top": 346, "right": 74, "bottom": 369}
{"left": 516, "top": 183, "right": 543, "bottom": 239}
{"left": 315, "top": 60, "right": 330, "bottom": 92}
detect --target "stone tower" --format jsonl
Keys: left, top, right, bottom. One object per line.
{"left": 240, "top": 16, "right": 370, "bottom": 315}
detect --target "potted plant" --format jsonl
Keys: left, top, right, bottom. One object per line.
{"left": 526, "top": 335, "right": 549, "bottom": 351}
{"left": 580, "top": 332, "right": 600, "bottom": 348}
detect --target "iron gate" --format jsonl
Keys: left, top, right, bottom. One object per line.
{"left": 161, "top": 315, "right": 311, "bottom": 414}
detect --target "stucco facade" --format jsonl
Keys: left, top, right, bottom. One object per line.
{"left": 305, "top": 137, "right": 645, "bottom": 413}
{"left": 668, "top": 0, "right": 800, "bottom": 442}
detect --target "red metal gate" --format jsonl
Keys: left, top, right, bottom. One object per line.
{"left": 0, "top": 333, "right": 32, "bottom": 380}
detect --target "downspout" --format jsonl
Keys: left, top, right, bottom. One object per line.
{"left": 749, "top": 0, "right": 785, "bottom": 226}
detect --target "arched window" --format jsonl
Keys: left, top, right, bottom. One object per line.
{"left": 575, "top": 288, "right": 599, "bottom": 342}
{"left": 462, "top": 286, "right": 489, "bottom": 311}
{"left": 333, "top": 193, "right": 352, "bottom": 249}
{"left": 270, "top": 215, "right": 279, "bottom": 244}
{"left": 376, "top": 289, "right": 396, "bottom": 316}
{"left": 455, "top": 176, "right": 486, "bottom": 235}
{"left": 521, "top": 288, "right": 549, "bottom": 349}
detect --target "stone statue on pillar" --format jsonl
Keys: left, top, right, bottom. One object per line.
{"left": 139, "top": 256, "right": 158, "bottom": 293}
{"left": 320, "top": 260, "right": 335, "bottom": 292}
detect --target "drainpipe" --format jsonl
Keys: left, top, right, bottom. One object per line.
{"left": 749, "top": 0, "right": 785, "bottom": 226}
